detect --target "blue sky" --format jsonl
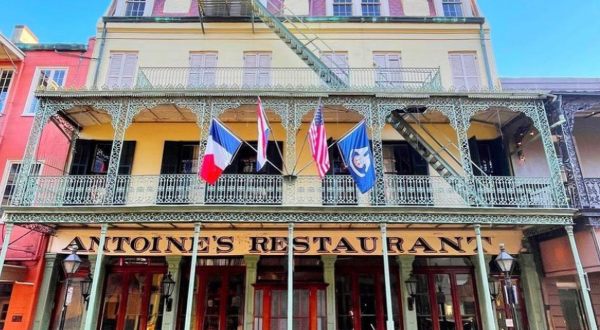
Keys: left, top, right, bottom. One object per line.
{"left": 0, "top": 0, "right": 598, "bottom": 77}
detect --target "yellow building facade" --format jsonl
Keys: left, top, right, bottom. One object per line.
{"left": 1, "top": 1, "right": 591, "bottom": 330}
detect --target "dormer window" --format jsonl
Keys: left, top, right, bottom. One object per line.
{"left": 328, "top": 0, "right": 389, "bottom": 17}
{"left": 361, "top": 0, "right": 381, "bottom": 16}
{"left": 333, "top": 0, "right": 353, "bottom": 16}
{"left": 125, "top": 0, "right": 146, "bottom": 16}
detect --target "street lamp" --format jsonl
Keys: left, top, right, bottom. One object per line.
{"left": 405, "top": 273, "right": 418, "bottom": 311}
{"left": 161, "top": 272, "right": 176, "bottom": 312}
{"left": 80, "top": 274, "right": 93, "bottom": 309}
{"left": 58, "top": 246, "right": 82, "bottom": 330}
{"left": 488, "top": 276, "right": 500, "bottom": 303}
{"left": 494, "top": 243, "right": 520, "bottom": 330}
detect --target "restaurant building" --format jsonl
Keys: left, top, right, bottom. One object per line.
{"left": 0, "top": 1, "right": 588, "bottom": 330}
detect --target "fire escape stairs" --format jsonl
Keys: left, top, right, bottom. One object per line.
{"left": 387, "top": 110, "right": 486, "bottom": 206}
{"left": 197, "top": 0, "right": 349, "bottom": 88}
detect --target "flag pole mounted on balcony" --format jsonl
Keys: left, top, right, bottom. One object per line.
{"left": 287, "top": 223, "right": 294, "bottom": 330}
{"left": 380, "top": 223, "right": 395, "bottom": 330}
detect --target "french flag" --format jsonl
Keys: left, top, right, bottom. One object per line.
{"left": 200, "top": 119, "right": 242, "bottom": 185}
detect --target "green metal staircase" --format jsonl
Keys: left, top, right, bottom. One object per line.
{"left": 197, "top": 0, "right": 348, "bottom": 88}
{"left": 387, "top": 110, "right": 485, "bottom": 205}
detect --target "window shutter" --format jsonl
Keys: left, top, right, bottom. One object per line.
{"left": 462, "top": 54, "right": 481, "bottom": 91}
{"left": 118, "top": 141, "right": 137, "bottom": 175}
{"left": 204, "top": 53, "right": 218, "bottom": 85}
{"left": 107, "top": 54, "right": 124, "bottom": 88}
{"left": 257, "top": 53, "right": 272, "bottom": 86}
{"left": 120, "top": 53, "right": 138, "bottom": 88}
{"left": 449, "top": 54, "right": 466, "bottom": 91}
{"left": 243, "top": 53, "right": 258, "bottom": 86}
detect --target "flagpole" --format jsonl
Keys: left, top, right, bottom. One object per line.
{"left": 293, "top": 142, "right": 338, "bottom": 176}
{"left": 241, "top": 140, "right": 285, "bottom": 175}
{"left": 290, "top": 97, "right": 322, "bottom": 175}
{"left": 257, "top": 96, "right": 288, "bottom": 175}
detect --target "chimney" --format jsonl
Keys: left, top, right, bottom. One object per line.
{"left": 11, "top": 25, "right": 39, "bottom": 44}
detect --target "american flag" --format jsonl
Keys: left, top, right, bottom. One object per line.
{"left": 308, "top": 103, "right": 330, "bottom": 178}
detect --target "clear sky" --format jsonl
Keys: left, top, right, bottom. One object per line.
{"left": 0, "top": 0, "right": 598, "bottom": 78}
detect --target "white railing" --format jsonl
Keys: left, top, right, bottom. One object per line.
{"left": 17, "top": 174, "right": 562, "bottom": 208}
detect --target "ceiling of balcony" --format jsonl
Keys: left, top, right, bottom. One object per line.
{"left": 63, "top": 104, "right": 524, "bottom": 129}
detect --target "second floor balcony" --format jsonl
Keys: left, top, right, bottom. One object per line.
{"left": 135, "top": 66, "right": 443, "bottom": 93}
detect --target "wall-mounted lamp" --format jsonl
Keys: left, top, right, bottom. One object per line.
{"left": 405, "top": 273, "right": 418, "bottom": 311}
{"left": 161, "top": 272, "right": 176, "bottom": 312}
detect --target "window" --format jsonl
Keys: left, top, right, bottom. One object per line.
{"left": 25, "top": 68, "right": 67, "bottom": 115}
{"left": 125, "top": 0, "right": 146, "bottom": 16}
{"left": 1, "top": 162, "right": 42, "bottom": 206}
{"left": 443, "top": 0, "right": 463, "bottom": 17}
{"left": 373, "top": 52, "right": 402, "bottom": 87}
{"left": 188, "top": 52, "right": 218, "bottom": 87}
{"left": 449, "top": 53, "right": 481, "bottom": 91}
{"left": 106, "top": 52, "right": 138, "bottom": 89}
{"left": 361, "top": 0, "right": 381, "bottom": 16}
{"left": 243, "top": 52, "right": 271, "bottom": 87}
{"left": 333, "top": 0, "right": 353, "bottom": 16}
{"left": 321, "top": 52, "right": 349, "bottom": 85}
{"left": 0, "top": 69, "right": 14, "bottom": 113}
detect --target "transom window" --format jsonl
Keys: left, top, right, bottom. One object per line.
{"left": 361, "top": 0, "right": 381, "bottom": 16}
{"left": 0, "top": 69, "right": 14, "bottom": 113}
{"left": 125, "top": 0, "right": 146, "bottom": 16}
{"left": 26, "top": 68, "right": 67, "bottom": 115}
{"left": 443, "top": 0, "right": 463, "bottom": 17}
{"left": 333, "top": 0, "right": 353, "bottom": 16}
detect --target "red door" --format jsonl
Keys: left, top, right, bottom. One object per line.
{"left": 253, "top": 284, "right": 327, "bottom": 330}
{"left": 196, "top": 267, "right": 246, "bottom": 330}
{"left": 413, "top": 267, "right": 481, "bottom": 330}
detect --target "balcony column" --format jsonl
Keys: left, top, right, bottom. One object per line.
{"left": 518, "top": 253, "right": 548, "bottom": 330}
{"left": 530, "top": 102, "right": 568, "bottom": 207}
{"left": 12, "top": 100, "right": 58, "bottom": 206}
{"left": 184, "top": 223, "right": 201, "bottom": 330}
{"left": 243, "top": 255, "right": 259, "bottom": 330}
{"left": 103, "top": 101, "right": 132, "bottom": 205}
{"left": 380, "top": 223, "right": 395, "bottom": 330}
{"left": 161, "top": 256, "right": 183, "bottom": 330}
{"left": 371, "top": 101, "right": 386, "bottom": 205}
{"left": 82, "top": 224, "right": 108, "bottom": 330}
{"left": 0, "top": 223, "right": 14, "bottom": 280}
{"left": 565, "top": 225, "right": 598, "bottom": 330}
{"left": 455, "top": 100, "right": 479, "bottom": 206}
{"left": 558, "top": 103, "right": 588, "bottom": 207}
{"left": 473, "top": 224, "right": 496, "bottom": 330}
{"left": 396, "top": 255, "right": 416, "bottom": 330}
{"left": 32, "top": 254, "right": 60, "bottom": 330}
{"left": 321, "top": 255, "right": 337, "bottom": 330}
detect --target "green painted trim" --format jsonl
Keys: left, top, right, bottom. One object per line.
{"left": 16, "top": 43, "right": 87, "bottom": 52}
{"left": 243, "top": 255, "right": 259, "bottom": 330}
{"left": 162, "top": 256, "right": 183, "bottom": 330}
{"left": 83, "top": 224, "right": 108, "bottom": 330}
{"left": 321, "top": 255, "right": 337, "bottom": 330}
{"left": 473, "top": 225, "right": 496, "bottom": 330}
{"left": 0, "top": 223, "right": 14, "bottom": 280}
{"left": 32, "top": 254, "right": 59, "bottom": 330}
{"left": 396, "top": 255, "right": 416, "bottom": 330}
{"left": 519, "top": 254, "right": 548, "bottom": 330}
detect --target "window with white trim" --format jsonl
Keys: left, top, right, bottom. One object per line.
{"left": 125, "top": 0, "right": 146, "bottom": 16}
{"left": 243, "top": 52, "right": 271, "bottom": 87}
{"left": 361, "top": 0, "right": 381, "bottom": 16}
{"left": 449, "top": 53, "right": 481, "bottom": 91}
{"left": 0, "top": 69, "right": 14, "bottom": 113}
{"left": 443, "top": 0, "right": 463, "bottom": 17}
{"left": 106, "top": 52, "right": 138, "bottom": 89}
{"left": 1, "top": 162, "right": 42, "bottom": 206}
{"left": 333, "top": 0, "right": 353, "bottom": 16}
{"left": 188, "top": 52, "right": 218, "bottom": 87}
{"left": 373, "top": 52, "right": 402, "bottom": 87}
{"left": 25, "top": 68, "right": 67, "bottom": 115}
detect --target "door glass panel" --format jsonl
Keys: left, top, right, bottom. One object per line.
{"left": 146, "top": 273, "right": 164, "bottom": 330}
{"left": 253, "top": 289, "right": 264, "bottom": 330}
{"left": 226, "top": 273, "right": 245, "bottom": 330}
{"left": 317, "top": 289, "right": 327, "bottom": 330}
{"left": 203, "top": 274, "right": 222, "bottom": 330}
{"left": 558, "top": 288, "right": 586, "bottom": 330}
{"left": 335, "top": 274, "right": 354, "bottom": 330}
{"left": 415, "top": 274, "right": 432, "bottom": 330}
{"left": 270, "top": 290, "right": 287, "bottom": 330}
{"left": 455, "top": 274, "right": 478, "bottom": 330}
{"left": 293, "top": 289, "right": 310, "bottom": 330}
{"left": 434, "top": 274, "right": 455, "bottom": 330}
{"left": 101, "top": 273, "right": 124, "bottom": 329}
{"left": 124, "top": 273, "right": 147, "bottom": 330}
{"left": 358, "top": 275, "right": 377, "bottom": 330}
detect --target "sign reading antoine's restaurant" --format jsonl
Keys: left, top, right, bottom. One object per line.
{"left": 50, "top": 229, "right": 522, "bottom": 256}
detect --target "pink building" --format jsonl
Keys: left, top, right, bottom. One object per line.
{"left": 0, "top": 26, "right": 94, "bottom": 329}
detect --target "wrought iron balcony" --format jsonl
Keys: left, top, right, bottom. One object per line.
{"left": 134, "top": 66, "right": 443, "bottom": 92}
{"left": 567, "top": 178, "right": 600, "bottom": 209}
{"left": 17, "top": 174, "right": 560, "bottom": 208}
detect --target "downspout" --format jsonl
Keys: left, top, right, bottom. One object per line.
{"left": 92, "top": 20, "right": 108, "bottom": 89}
{"left": 479, "top": 23, "right": 494, "bottom": 90}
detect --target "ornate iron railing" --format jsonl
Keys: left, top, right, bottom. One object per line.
{"left": 583, "top": 178, "right": 600, "bottom": 209}
{"left": 135, "top": 66, "right": 442, "bottom": 92}
{"left": 17, "top": 174, "right": 561, "bottom": 208}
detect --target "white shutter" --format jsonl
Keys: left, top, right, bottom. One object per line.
{"left": 204, "top": 53, "right": 218, "bottom": 86}
{"left": 243, "top": 52, "right": 271, "bottom": 87}
{"left": 374, "top": 53, "right": 402, "bottom": 87}
{"left": 189, "top": 53, "right": 218, "bottom": 87}
{"left": 322, "top": 53, "right": 349, "bottom": 84}
{"left": 243, "top": 53, "right": 258, "bottom": 86}
{"left": 257, "top": 53, "right": 272, "bottom": 87}
{"left": 107, "top": 53, "right": 124, "bottom": 88}
{"left": 120, "top": 53, "right": 138, "bottom": 88}
{"left": 449, "top": 53, "right": 480, "bottom": 91}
